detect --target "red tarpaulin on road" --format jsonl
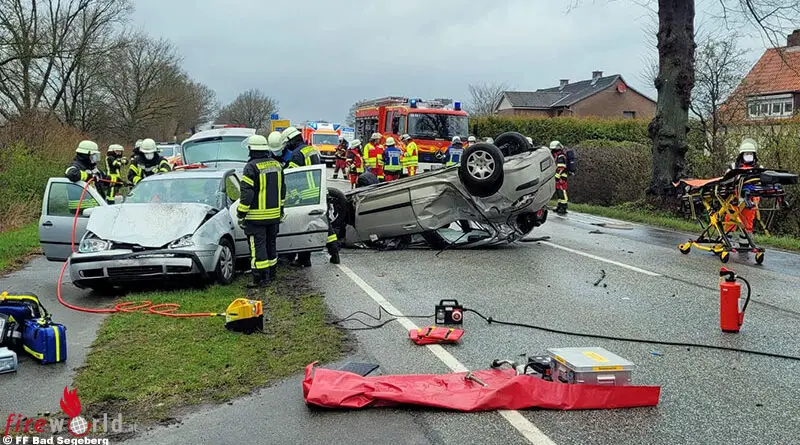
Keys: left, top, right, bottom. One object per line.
{"left": 303, "top": 362, "right": 661, "bottom": 411}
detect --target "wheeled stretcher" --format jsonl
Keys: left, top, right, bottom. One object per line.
{"left": 674, "top": 167, "right": 797, "bottom": 264}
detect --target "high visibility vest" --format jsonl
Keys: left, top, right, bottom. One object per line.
{"left": 446, "top": 145, "right": 463, "bottom": 166}
{"left": 383, "top": 146, "right": 403, "bottom": 172}
{"left": 364, "top": 143, "right": 377, "bottom": 168}
{"left": 403, "top": 142, "right": 419, "bottom": 167}
{"left": 286, "top": 145, "right": 321, "bottom": 201}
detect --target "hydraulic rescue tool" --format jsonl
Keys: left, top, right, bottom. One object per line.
{"left": 719, "top": 267, "right": 751, "bottom": 333}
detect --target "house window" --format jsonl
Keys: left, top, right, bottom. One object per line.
{"left": 623, "top": 111, "right": 636, "bottom": 119}
{"left": 747, "top": 95, "right": 794, "bottom": 119}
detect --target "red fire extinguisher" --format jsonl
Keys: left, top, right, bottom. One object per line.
{"left": 719, "top": 267, "right": 752, "bottom": 333}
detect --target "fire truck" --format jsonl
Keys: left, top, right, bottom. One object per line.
{"left": 354, "top": 96, "right": 469, "bottom": 163}
{"left": 301, "top": 121, "right": 342, "bottom": 165}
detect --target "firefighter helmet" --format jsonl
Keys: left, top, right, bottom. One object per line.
{"left": 350, "top": 139, "right": 362, "bottom": 148}
{"left": 370, "top": 132, "right": 381, "bottom": 141}
{"left": 76, "top": 140, "right": 99, "bottom": 154}
{"left": 451, "top": 136, "right": 462, "bottom": 144}
{"left": 526, "top": 137, "right": 533, "bottom": 145}
{"left": 549, "top": 140, "right": 563, "bottom": 150}
{"left": 468, "top": 136, "right": 477, "bottom": 143}
{"left": 738, "top": 138, "right": 758, "bottom": 154}
{"left": 267, "top": 131, "right": 284, "bottom": 154}
{"left": 281, "top": 126, "right": 302, "bottom": 143}
{"left": 400, "top": 134, "right": 411, "bottom": 141}
{"left": 139, "top": 138, "right": 158, "bottom": 153}
{"left": 247, "top": 134, "right": 270, "bottom": 151}
{"left": 108, "top": 144, "right": 124, "bottom": 153}
{"left": 385, "top": 137, "right": 396, "bottom": 146}
{"left": 134, "top": 139, "right": 143, "bottom": 149}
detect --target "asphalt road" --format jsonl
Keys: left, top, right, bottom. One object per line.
{"left": 4, "top": 174, "right": 800, "bottom": 444}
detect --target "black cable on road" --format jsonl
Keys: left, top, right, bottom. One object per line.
{"left": 463, "top": 308, "right": 800, "bottom": 362}
{"left": 331, "top": 306, "right": 434, "bottom": 331}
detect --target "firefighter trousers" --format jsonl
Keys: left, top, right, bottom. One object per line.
{"left": 246, "top": 222, "right": 279, "bottom": 277}
{"left": 295, "top": 224, "right": 339, "bottom": 266}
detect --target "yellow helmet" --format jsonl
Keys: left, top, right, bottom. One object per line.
{"left": 738, "top": 138, "right": 757, "bottom": 154}
{"left": 281, "top": 126, "right": 301, "bottom": 142}
{"left": 108, "top": 144, "right": 124, "bottom": 153}
{"left": 385, "top": 137, "right": 396, "bottom": 146}
{"left": 140, "top": 138, "right": 158, "bottom": 154}
{"left": 247, "top": 134, "right": 270, "bottom": 151}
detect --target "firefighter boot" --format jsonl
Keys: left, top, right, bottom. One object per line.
{"left": 291, "top": 252, "right": 312, "bottom": 268}
{"left": 247, "top": 270, "right": 264, "bottom": 289}
{"left": 328, "top": 244, "right": 341, "bottom": 265}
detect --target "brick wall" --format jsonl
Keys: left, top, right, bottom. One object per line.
{"left": 570, "top": 79, "right": 656, "bottom": 119}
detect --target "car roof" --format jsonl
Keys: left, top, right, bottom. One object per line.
{"left": 139, "top": 168, "right": 234, "bottom": 181}
{"left": 181, "top": 128, "right": 256, "bottom": 145}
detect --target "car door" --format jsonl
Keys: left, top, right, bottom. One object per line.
{"left": 277, "top": 164, "right": 329, "bottom": 253}
{"left": 353, "top": 186, "right": 420, "bottom": 239}
{"left": 39, "top": 178, "right": 106, "bottom": 261}
{"left": 224, "top": 173, "right": 250, "bottom": 258}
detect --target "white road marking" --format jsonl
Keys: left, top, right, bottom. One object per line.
{"left": 540, "top": 241, "right": 662, "bottom": 277}
{"left": 336, "top": 263, "right": 558, "bottom": 445}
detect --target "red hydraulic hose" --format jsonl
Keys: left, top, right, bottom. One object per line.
{"left": 56, "top": 178, "right": 221, "bottom": 318}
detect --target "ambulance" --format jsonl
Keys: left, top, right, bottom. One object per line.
{"left": 301, "top": 121, "right": 343, "bottom": 165}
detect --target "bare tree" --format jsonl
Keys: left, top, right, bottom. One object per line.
{"left": 689, "top": 33, "right": 750, "bottom": 168}
{"left": 467, "top": 81, "right": 508, "bottom": 117}
{"left": 216, "top": 89, "right": 278, "bottom": 130}
{"left": 173, "top": 78, "right": 218, "bottom": 136}
{"left": 0, "top": 0, "right": 130, "bottom": 119}
{"left": 101, "top": 34, "right": 184, "bottom": 141}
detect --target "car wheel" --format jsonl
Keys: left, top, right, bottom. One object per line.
{"left": 327, "top": 187, "right": 349, "bottom": 230}
{"left": 458, "top": 143, "right": 504, "bottom": 198}
{"left": 215, "top": 238, "right": 235, "bottom": 285}
{"left": 356, "top": 172, "right": 379, "bottom": 188}
{"left": 494, "top": 131, "right": 532, "bottom": 157}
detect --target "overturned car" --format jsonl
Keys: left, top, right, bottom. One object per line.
{"left": 330, "top": 132, "right": 556, "bottom": 249}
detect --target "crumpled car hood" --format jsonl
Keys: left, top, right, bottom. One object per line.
{"left": 87, "top": 203, "right": 215, "bottom": 248}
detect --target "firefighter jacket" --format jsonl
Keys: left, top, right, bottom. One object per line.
{"left": 383, "top": 145, "right": 403, "bottom": 172}
{"left": 335, "top": 142, "right": 348, "bottom": 160}
{"left": 346, "top": 148, "right": 364, "bottom": 173}
{"left": 105, "top": 153, "right": 126, "bottom": 182}
{"left": 403, "top": 141, "right": 419, "bottom": 168}
{"left": 285, "top": 143, "right": 322, "bottom": 202}
{"left": 552, "top": 150, "right": 568, "bottom": 180}
{"left": 128, "top": 154, "right": 171, "bottom": 184}
{"left": 238, "top": 152, "right": 286, "bottom": 223}
{"left": 363, "top": 142, "right": 377, "bottom": 168}
{"left": 65, "top": 154, "right": 104, "bottom": 210}
{"left": 444, "top": 143, "right": 463, "bottom": 166}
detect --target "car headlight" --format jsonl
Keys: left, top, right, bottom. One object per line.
{"left": 169, "top": 235, "right": 195, "bottom": 249}
{"left": 78, "top": 236, "right": 111, "bottom": 253}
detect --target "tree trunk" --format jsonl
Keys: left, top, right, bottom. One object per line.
{"left": 648, "top": 0, "right": 696, "bottom": 196}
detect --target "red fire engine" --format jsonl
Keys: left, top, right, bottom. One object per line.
{"left": 354, "top": 97, "right": 469, "bottom": 163}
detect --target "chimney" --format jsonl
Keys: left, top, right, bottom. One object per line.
{"left": 788, "top": 29, "right": 800, "bottom": 47}
{"left": 559, "top": 79, "right": 569, "bottom": 88}
{"left": 592, "top": 70, "right": 603, "bottom": 79}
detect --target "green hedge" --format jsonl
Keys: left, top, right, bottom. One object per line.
{"left": 471, "top": 116, "right": 651, "bottom": 146}
{"left": 568, "top": 139, "right": 652, "bottom": 206}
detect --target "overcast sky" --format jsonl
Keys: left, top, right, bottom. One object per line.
{"left": 130, "top": 0, "right": 776, "bottom": 125}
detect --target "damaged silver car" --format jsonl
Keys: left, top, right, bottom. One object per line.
{"left": 331, "top": 132, "right": 556, "bottom": 249}
{"left": 39, "top": 166, "right": 331, "bottom": 291}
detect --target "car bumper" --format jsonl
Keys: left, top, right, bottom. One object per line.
{"left": 68, "top": 248, "right": 216, "bottom": 287}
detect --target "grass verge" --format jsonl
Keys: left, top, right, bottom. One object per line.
{"left": 0, "top": 223, "right": 41, "bottom": 274}
{"left": 72, "top": 269, "right": 346, "bottom": 423}
{"left": 566, "top": 202, "right": 800, "bottom": 251}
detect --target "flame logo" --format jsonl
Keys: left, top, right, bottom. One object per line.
{"left": 60, "top": 386, "right": 91, "bottom": 437}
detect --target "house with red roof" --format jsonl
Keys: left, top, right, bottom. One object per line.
{"left": 725, "top": 29, "right": 800, "bottom": 122}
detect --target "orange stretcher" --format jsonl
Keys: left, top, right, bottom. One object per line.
{"left": 674, "top": 168, "right": 796, "bottom": 265}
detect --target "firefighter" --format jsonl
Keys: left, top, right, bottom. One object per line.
{"left": 281, "top": 126, "right": 341, "bottom": 266}
{"left": 368, "top": 135, "right": 385, "bottom": 181}
{"left": 725, "top": 138, "right": 763, "bottom": 245}
{"left": 346, "top": 139, "right": 364, "bottom": 189}
{"left": 526, "top": 136, "right": 534, "bottom": 146}
{"left": 484, "top": 137, "right": 494, "bottom": 144}
{"left": 363, "top": 132, "right": 381, "bottom": 174}
{"left": 105, "top": 144, "right": 127, "bottom": 204}
{"left": 130, "top": 139, "right": 143, "bottom": 163}
{"left": 333, "top": 135, "right": 348, "bottom": 179}
{"left": 550, "top": 140, "right": 569, "bottom": 215}
{"left": 128, "top": 138, "right": 171, "bottom": 185}
{"left": 65, "top": 140, "right": 106, "bottom": 211}
{"left": 466, "top": 135, "right": 477, "bottom": 148}
{"left": 400, "top": 134, "right": 418, "bottom": 176}
{"left": 382, "top": 137, "right": 403, "bottom": 181}
{"left": 442, "top": 136, "right": 464, "bottom": 166}
{"left": 237, "top": 134, "right": 285, "bottom": 288}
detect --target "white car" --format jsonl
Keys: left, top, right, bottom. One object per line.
{"left": 39, "top": 166, "right": 330, "bottom": 292}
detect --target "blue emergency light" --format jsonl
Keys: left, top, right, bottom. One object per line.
{"left": 410, "top": 99, "right": 418, "bottom": 108}
{"left": 454, "top": 102, "right": 461, "bottom": 111}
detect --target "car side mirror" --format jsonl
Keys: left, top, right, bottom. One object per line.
{"left": 82, "top": 207, "right": 96, "bottom": 217}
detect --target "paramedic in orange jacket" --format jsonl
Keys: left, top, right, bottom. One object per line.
{"left": 368, "top": 136, "right": 385, "bottom": 181}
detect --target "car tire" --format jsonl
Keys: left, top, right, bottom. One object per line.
{"left": 458, "top": 143, "right": 504, "bottom": 198}
{"left": 327, "top": 187, "right": 349, "bottom": 230}
{"left": 215, "top": 238, "right": 235, "bottom": 285}
{"left": 494, "top": 131, "right": 532, "bottom": 157}
{"left": 356, "top": 172, "right": 379, "bottom": 188}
